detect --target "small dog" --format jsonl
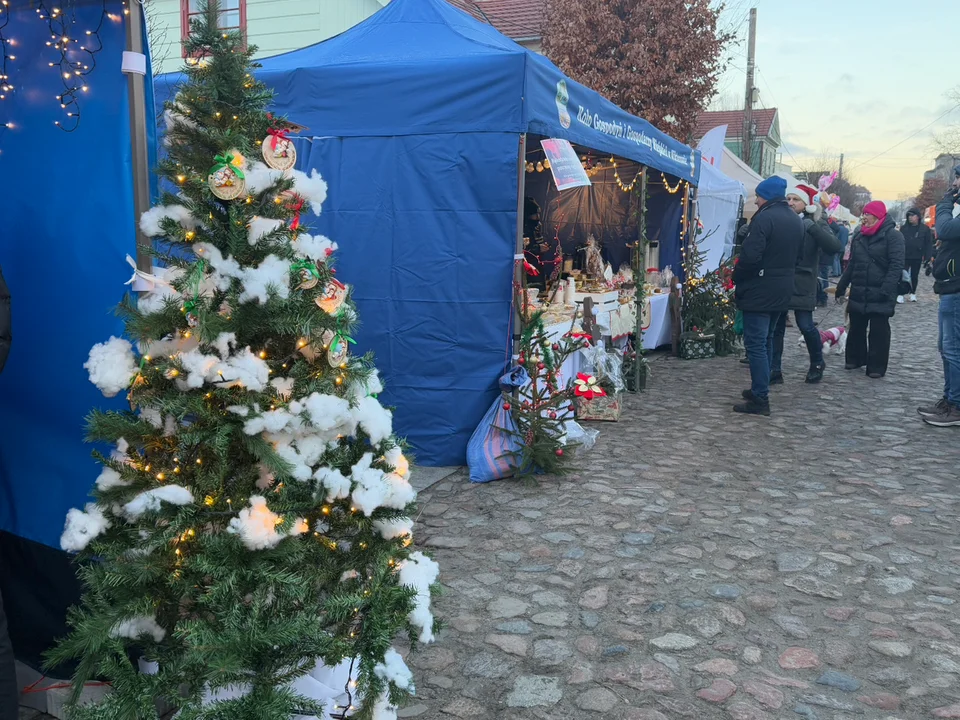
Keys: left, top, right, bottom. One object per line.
{"left": 799, "top": 325, "right": 847, "bottom": 355}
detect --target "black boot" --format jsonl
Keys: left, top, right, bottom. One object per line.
{"left": 769, "top": 372, "right": 784, "bottom": 385}
{"left": 805, "top": 361, "right": 825, "bottom": 384}
{"left": 734, "top": 397, "right": 770, "bottom": 416}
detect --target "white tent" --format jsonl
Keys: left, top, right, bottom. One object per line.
{"left": 697, "top": 157, "right": 745, "bottom": 271}
{"left": 718, "top": 148, "right": 764, "bottom": 218}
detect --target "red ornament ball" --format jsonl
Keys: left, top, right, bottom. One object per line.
{"left": 568, "top": 403, "right": 576, "bottom": 412}
{"left": 555, "top": 448, "right": 564, "bottom": 456}
{"left": 552, "top": 343, "right": 560, "bottom": 351}
{"left": 518, "top": 355, "right": 525, "bottom": 365}
{"left": 502, "top": 402, "right": 511, "bottom": 411}
{"left": 537, "top": 362, "right": 545, "bottom": 370}
{"left": 548, "top": 411, "right": 557, "bottom": 419}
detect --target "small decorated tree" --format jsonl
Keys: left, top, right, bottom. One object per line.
{"left": 500, "top": 310, "right": 584, "bottom": 477}
{"left": 49, "top": 4, "right": 438, "bottom": 719}
{"left": 680, "top": 225, "right": 737, "bottom": 357}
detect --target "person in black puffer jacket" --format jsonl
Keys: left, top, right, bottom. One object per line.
{"left": 900, "top": 208, "right": 933, "bottom": 302}
{"left": 732, "top": 176, "right": 804, "bottom": 415}
{"left": 771, "top": 185, "right": 842, "bottom": 384}
{"left": 918, "top": 165, "right": 960, "bottom": 427}
{"left": 834, "top": 201, "right": 905, "bottom": 378}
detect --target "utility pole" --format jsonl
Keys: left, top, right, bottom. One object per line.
{"left": 742, "top": 8, "right": 757, "bottom": 169}
{"left": 838, "top": 153, "right": 844, "bottom": 181}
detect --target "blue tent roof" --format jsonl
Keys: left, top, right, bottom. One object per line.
{"left": 157, "top": 0, "right": 699, "bottom": 183}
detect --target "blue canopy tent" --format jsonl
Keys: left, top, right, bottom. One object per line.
{"left": 0, "top": 0, "right": 154, "bottom": 673}
{"left": 155, "top": 0, "right": 700, "bottom": 466}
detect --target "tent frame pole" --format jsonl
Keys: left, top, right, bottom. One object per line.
{"left": 632, "top": 167, "right": 647, "bottom": 393}
{"left": 125, "top": 0, "right": 152, "bottom": 276}
{"left": 513, "top": 133, "right": 527, "bottom": 361}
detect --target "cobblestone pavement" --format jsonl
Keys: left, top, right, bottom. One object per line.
{"left": 404, "top": 282, "right": 960, "bottom": 720}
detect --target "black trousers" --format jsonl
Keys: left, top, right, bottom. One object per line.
{"left": 846, "top": 310, "right": 891, "bottom": 376}
{"left": 0, "top": 590, "right": 17, "bottom": 720}
{"left": 908, "top": 259, "right": 922, "bottom": 293}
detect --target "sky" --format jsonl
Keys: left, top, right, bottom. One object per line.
{"left": 711, "top": 0, "right": 958, "bottom": 202}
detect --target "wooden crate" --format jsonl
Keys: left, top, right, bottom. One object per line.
{"left": 576, "top": 391, "right": 622, "bottom": 422}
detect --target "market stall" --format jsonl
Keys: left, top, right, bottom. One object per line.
{"left": 155, "top": 0, "right": 701, "bottom": 465}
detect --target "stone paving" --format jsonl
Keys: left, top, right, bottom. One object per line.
{"left": 403, "top": 281, "right": 960, "bottom": 720}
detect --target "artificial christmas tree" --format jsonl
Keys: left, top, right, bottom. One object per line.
{"left": 49, "top": 5, "right": 438, "bottom": 719}
{"left": 680, "top": 225, "right": 737, "bottom": 358}
{"left": 501, "top": 310, "right": 583, "bottom": 477}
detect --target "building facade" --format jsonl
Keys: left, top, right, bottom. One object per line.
{"left": 693, "top": 109, "right": 781, "bottom": 179}
{"left": 148, "top": 0, "right": 544, "bottom": 75}
{"left": 924, "top": 153, "right": 960, "bottom": 183}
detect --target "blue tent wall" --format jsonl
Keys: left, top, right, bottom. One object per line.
{"left": 0, "top": 0, "right": 150, "bottom": 669}
{"left": 295, "top": 133, "right": 518, "bottom": 465}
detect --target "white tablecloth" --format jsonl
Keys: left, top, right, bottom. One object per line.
{"left": 642, "top": 292, "right": 671, "bottom": 350}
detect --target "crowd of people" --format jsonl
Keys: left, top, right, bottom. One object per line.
{"left": 731, "top": 166, "right": 960, "bottom": 428}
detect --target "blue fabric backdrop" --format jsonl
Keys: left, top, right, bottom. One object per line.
{"left": 0, "top": 1, "right": 146, "bottom": 549}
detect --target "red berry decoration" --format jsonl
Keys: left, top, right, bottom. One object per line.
{"left": 548, "top": 411, "right": 557, "bottom": 419}
{"left": 568, "top": 403, "right": 576, "bottom": 412}
{"left": 518, "top": 355, "right": 525, "bottom": 364}
{"left": 537, "top": 362, "right": 545, "bottom": 370}
{"left": 552, "top": 343, "right": 560, "bottom": 351}
{"left": 502, "top": 402, "right": 511, "bottom": 411}
{"left": 555, "top": 448, "right": 564, "bottom": 456}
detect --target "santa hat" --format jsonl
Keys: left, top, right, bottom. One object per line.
{"left": 787, "top": 184, "right": 818, "bottom": 212}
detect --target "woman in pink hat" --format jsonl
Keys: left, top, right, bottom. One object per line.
{"left": 834, "top": 201, "right": 905, "bottom": 378}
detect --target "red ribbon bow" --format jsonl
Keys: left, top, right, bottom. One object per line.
{"left": 523, "top": 260, "right": 540, "bottom": 277}
{"left": 267, "top": 127, "right": 289, "bottom": 151}
{"left": 286, "top": 194, "right": 304, "bottom": 231}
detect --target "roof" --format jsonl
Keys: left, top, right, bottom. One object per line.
{"left": 693, "top": 108, "right": 778, "bottom": 141}
{"left": 444, "top": 0, "right": 545, "bottom": 40}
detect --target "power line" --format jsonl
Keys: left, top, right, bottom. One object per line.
{"left": 754, "top": 67, "right": 802, "bottom": 169}
{"left": 846, "top": 103, "right": 960, "bottom": 171}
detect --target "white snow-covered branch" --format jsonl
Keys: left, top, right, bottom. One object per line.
{"left": 61, "top": 504, "right": 111, "bottom": 552}
{"left": 227, "top": 496, "right": 307, "bottom": 550}
{"left": 399, "top": 552, "right": 440, "bottom": 643}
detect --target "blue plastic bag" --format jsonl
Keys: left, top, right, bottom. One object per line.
{"left": 466, "top": 367, "right": 528, "bottom": 483}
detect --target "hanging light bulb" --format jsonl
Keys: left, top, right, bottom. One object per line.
{"left": 536, "top": 162, "right": 544, "bottom": 173}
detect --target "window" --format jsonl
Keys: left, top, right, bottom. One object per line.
{"left": 181, "top": 0, "right": 246, "bottom": 56}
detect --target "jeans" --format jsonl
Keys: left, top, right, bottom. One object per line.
{"left": 832, "top": 254, "right": 842, "bottom": 278}
{"left": 0, "top": 590, "right": 16, "bottom": 720}
{"left": 846, "top": 311, "right": 891, "bottom": 376}
{"left": 940, "top": 293, "right": 960, "bottom": 405}
{"left": 772, "top": 310, "right": 822, "bottom": 374}
{"left": 742, "top": 311, "right": 780, "bottom": 401}
{"left": 908, "top": 259, "right": 922, "bottom": 294}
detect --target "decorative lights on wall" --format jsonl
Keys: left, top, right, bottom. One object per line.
{"left": 0, "top": 0, "right": 113, "bottom": 134}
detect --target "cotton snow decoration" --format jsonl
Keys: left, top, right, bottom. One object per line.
{"left": 111, "top": 615, "right": 166, "bottom": 643}
{"left": 140, "top": 204, "right": 197, "bottom": 237}
{"left": 213, "top": 332, "right": 237, "bottom": 358}
{"left": 95, "top": 467, "right": 129, "bottom": 492}
{"left": 315, "top": 467, "right": 352, "bottom": 502}
{"left": 349, "top": 370, "right": 383, "bottom": 401}
{"left": 370, "top": 694, "right": 398, "bottom": 720}
{"left": 271, "top": 376, "right": 294, "bottom": 400}
{"left": 238, "top": 255, "right": 291, "bottom": 304}
{"left": 399, "top": 552, "right": 440, "bottom": 643}
{"left": 373, "top": 517, "right": 413, "bottom": 541}
{"left": 374, "top": 648, "right": 414, "bottom": 691}
{"left": 85, "top": 337, "right": 138, "bottom": 398}
{"left": 291, "top": 233, "right": 338, "bottom": 261}
{"left": 110, "top": 438, "right": 130, "bottom": 463}
{"left": 289, "top": 168, "right": 328, "bottom": 215}
{"left": 123, "top": 485, "right": 194, "bottom": 520}
{"left": 302, "top": 393, "right": 355, "bottom": 437}
{"left": 384, "top": 446, "right": 410, "bottom": 479}
{"left": 383, "top": 472, "right": 416, "bottom": 511}
{"left": 349, "top": 453, "right": 390, "bottom": 517}
{"left": 352, "top": 396, "right": 393, "bottom": 445}
{"left": 215, "top": 348, "right": 271, "bottom": 391}
{"left": 61, "top": 504, "right": 111, "bottom": 552}
{"left": 247, "top": 216, "right": 284, "bottom": 246}
{"left": 227, "top": 496, "right": 307, "bottom": 550}
{"left": 244, "top": 160, "right": 283, "bottom": 194}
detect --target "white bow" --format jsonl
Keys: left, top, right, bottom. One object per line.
{"left": 124, "top": 254, "right": 171, "bottom": 292}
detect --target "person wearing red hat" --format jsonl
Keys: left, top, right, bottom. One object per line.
{"left": 770, "top": 186, "right": 842, "bottom": 383}
{"left": 834, "top": 200, "right": 905, "bottom": 378}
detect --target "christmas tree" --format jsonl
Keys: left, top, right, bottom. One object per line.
{"left": 681, "top": 225, "right": 737, "bottom": 356}
{"left": 48, "top": 5, "right": 438, "bottom": 719}
{"left": 502, "top": 310, "right": 584, "bottom": 478}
